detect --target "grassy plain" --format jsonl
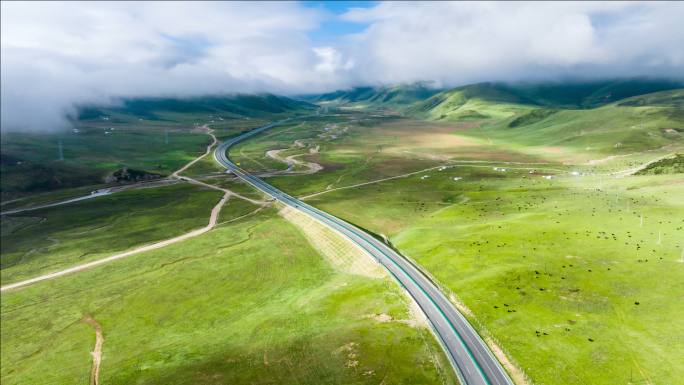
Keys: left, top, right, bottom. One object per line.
{"left": 209, "top": 96, "right": 684, "bottom": 384}
{"left": 177, "top": 144, "right": 225, "bottom": 177}
{"left": 1, "top": 94, "right": 317, "bottom": 196}
{"left": 0, "top": 127, "right": 212, "bottom": 193}
{"left": 475, "top": 89, "right": 684, "bottom": 164}
{"left": 252, "top": 105, "right": 682, "bottom": 384}
{"left": 1, "top": 209, "right": 454, "bottom": 385}
{"left": 3, "top": 84, "right": 682, "bottom": 385}
{"left": 1, "top": 183, "right": 223, "bottom": 285}
{"left": 304, "top": 165, "right": 684, "bottom": 384}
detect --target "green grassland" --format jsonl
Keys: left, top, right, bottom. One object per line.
{"left": 406, "top": 83, "right": 539, "bottom": 122}
{"left": 1, "top": 94, "right": 317, "bottom": 196}
{"left": 405, "top": 79, "right": 684, "bottom": 121}
{"left": 1, "top": 183, "right": 223, "bottom": 285}
{"left": 228, "top": 120, "right": 338, "bottom": 173}
{"left": 635, "top": 153, "right": 684, "bottom": 175}
{"left": 0, "top": 128, "right": 211, "bottom": 193}
{"left": 221, "top": 88, "right": 683, "bottom": 383}
{"left": 1, "top": 208, "right": 455, "bottom": 385}
{"left": 303, "top": 165, "right": 684, "bottom": 384}
{"left": 1, "top": 183, "right": 122, "bottom": 212}
{"left": 177, "top": 144, "right": 225, "bottom": 177}
{"left": 0, "top": 216, "right": 44, "bottom": 236}
{"left": 306, "top": 82, "right": 444, "bottom": 107}
{"left": 508, "top": 78, "right": 684, "bottom": 109}
{"left": 216, "top": 197, "right": 262, "bottom": 224}
{"left": 3, "top": 82, "right": 683, "bottom": 385}
{"left": 472, "top": 89, "right": 684, "bottom": 164}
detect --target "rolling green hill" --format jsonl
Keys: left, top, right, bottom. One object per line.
{"left": 308, "top": 82, "right": 444, "bottom": 107}
{"left": 510, "top": 78, "right": 684, "bottom": 109}
{"left": 405, "top": 82, "right": 541, "bottom": 122}
{"left": 76, "top": 94, "right": 317, "bottom": 122}
{"left": 404, "top": 79, "right": 684, "bottom": 123}
{"left": 304, "top": 78, "right": 683, "bottom": 123}
{"left": 474, "top": 88, "right": 684, "bottom": 161}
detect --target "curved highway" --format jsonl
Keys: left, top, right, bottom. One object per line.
{"left": 214, "top": 108, "right": 513, "bottom": 385}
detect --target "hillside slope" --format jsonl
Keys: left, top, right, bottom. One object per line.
{"left": 475, "top": 88, "right": 684, "bottom": 161}
{"left": 510, "top": 78, "right": 684, "bottom": 109}
{"left": 76, "top": 94, "right": 317, "bottom": 122}
{"left": 404, "top": 79, "right": 684, "bottom": 123}
{"left": 309, "top": 82, "right": 444, "bottom": 107}
{"left": 406, "top": 82, "right": 541, "bottom": 122}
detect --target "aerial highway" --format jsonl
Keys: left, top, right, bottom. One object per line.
{"left": 214, "top": 107, "right": 513, "bottom": 385}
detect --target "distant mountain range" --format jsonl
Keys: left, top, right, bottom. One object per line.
{"left": 76, "top": 94, "right": 317, "bottom": 122}
{"left": 305, "top": 78, "right": 684, "bottom": 122}
{"left": 301, "top": 82, "right": 445, "bottom": 106}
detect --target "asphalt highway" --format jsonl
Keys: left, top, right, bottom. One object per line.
{"left": 214, "top": 108, "right": 513, "bottom": 385}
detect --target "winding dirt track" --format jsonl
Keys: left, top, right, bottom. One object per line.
{"left": 0, "top": 190, "right": 230, "bottom": 292}
{"left": 1, "top": 127, "right": 263, "bottom": 292}
{"left": 81, "top": 317, "right": 104, "bottom": 385}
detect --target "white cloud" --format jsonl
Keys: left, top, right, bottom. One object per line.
{"left": 2, "top": 1, "right": 683, "bottom": 131}
{"left": 1, "top": 1, "right": 336, "bottom": 130}
{"left": 340, "top": 2, "right": 684, "bottom": 85}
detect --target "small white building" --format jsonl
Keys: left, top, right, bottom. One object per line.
{"left": 421, "top": 175, "right": 430, "bottom": 179}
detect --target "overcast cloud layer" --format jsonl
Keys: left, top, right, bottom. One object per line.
{"left": 2, "top": 1, "right": 683, "bottom": 130}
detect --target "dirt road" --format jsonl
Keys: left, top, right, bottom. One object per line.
{"left": 1, "top": 127, "right": 265, "bottom": 292}
{"left": 0, "top": 190, "right": 231, "bottom": 292}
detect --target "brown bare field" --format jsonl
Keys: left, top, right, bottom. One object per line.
{"left": 475, "top": 173, "right": 507, "bottom": 178}
{"left": 300, "top": 154, "right": 347, "bottom": 174}
{"left": 371, "top": 119, "right": 544, "bottom": 163}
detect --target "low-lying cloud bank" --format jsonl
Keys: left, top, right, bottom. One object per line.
{"left": 2, "top": 1, "right": 683, "bottom": 131}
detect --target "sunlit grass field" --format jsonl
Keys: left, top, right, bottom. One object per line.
{"left": 2, "top": 86, "right": 682, "bottom": 385}
{"left": 223, "top": 103, "right": 683, "bottom": 383}
{"left": 1, "top": 209, "right": 455, "bottom": 385}
{"left": 305, "top": 165, "right": 684, "bottom": 384}
{"left": 1, "top": 183, "right": 223, "bottom": 285}
{"left": 0, "top": 127, "right": 212, "bottom": 193}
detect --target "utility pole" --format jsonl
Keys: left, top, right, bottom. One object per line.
{"left": 640, "top": 214, "right": 643, "bottom": 226}
{"left": 658, "top": 231, "right": 660, "bottom": 244}
{"left": 599, "top": 177, "right": 602, "bottom": 189}
{"left": 58, "top": 141, "right": 63, "bottom": 161}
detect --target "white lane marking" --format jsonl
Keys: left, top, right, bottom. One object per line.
{"left": 466, "top": 367, "right": 471, "bottom": 374}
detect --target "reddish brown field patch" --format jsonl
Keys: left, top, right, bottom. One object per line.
{"left": 476, "top": 173, "right": 507, "bottom": 178}
{"left": 301, "top": 154, "right": 347, "bottom": 174}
